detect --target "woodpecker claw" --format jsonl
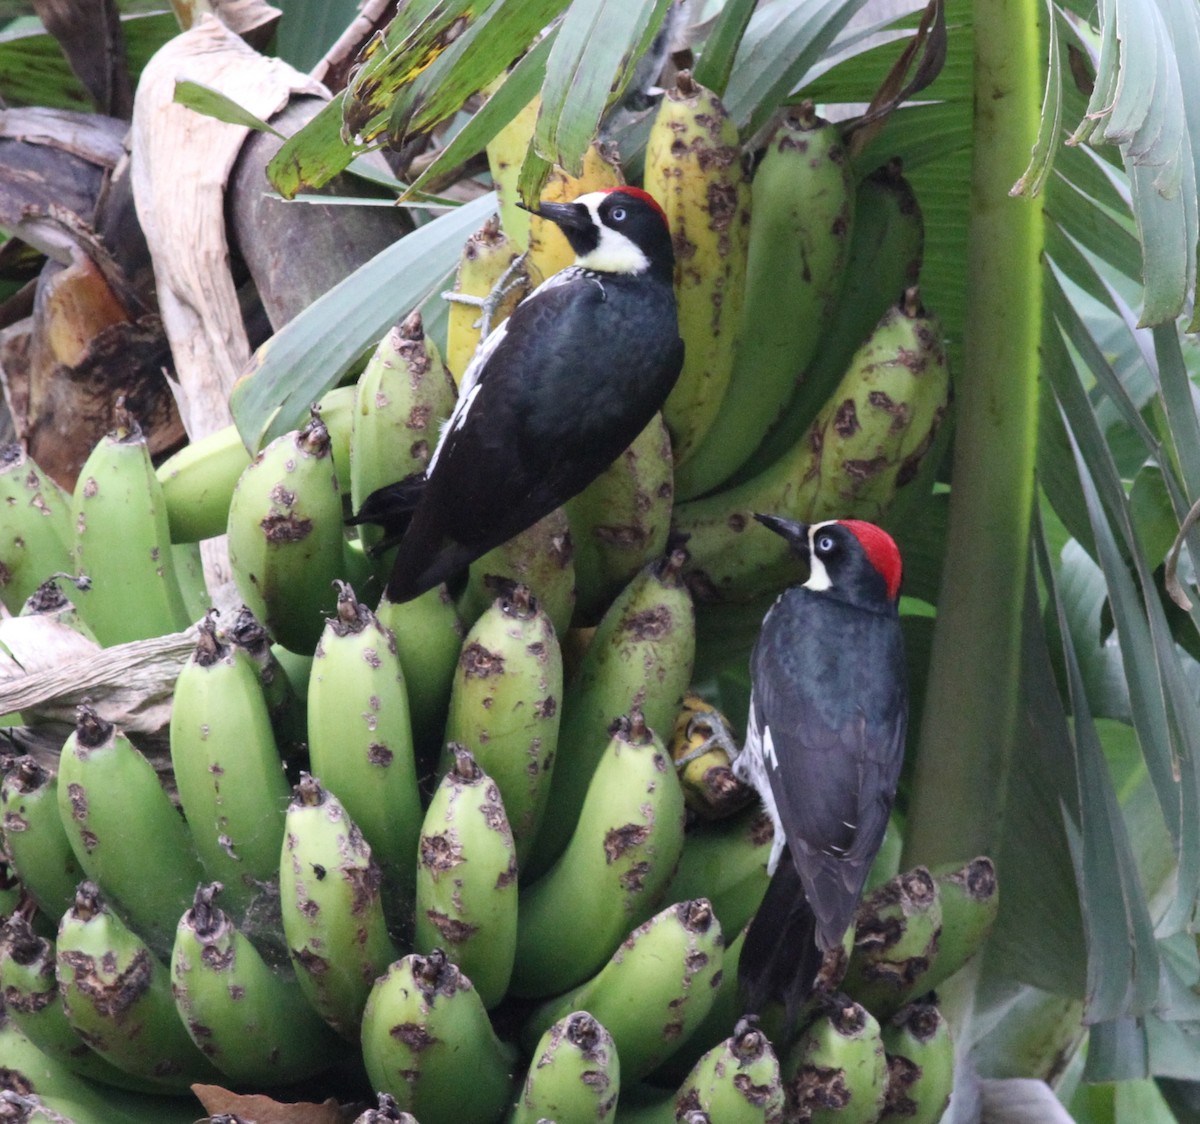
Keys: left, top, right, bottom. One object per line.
{"left": 443, "top": 252, "right": 535, "bottom": 338}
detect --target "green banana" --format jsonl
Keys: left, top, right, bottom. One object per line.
{"left": 864, "top": 816, "right": 904, "bottom": 896}
{"left": 663, "top": 804, "right": 772, "bottom": 940}
{"left": 349, "top": 310, "right": 456, "bottom": 561}
{"left": 441, "top": 583, "right": 562, "bottom": 866}
{"left": 169, "top": 541, "right": 210, "bottom": 621}
{"left": 359, "top": 949, "right": 518, "bottom": 1124}
{"left": 510, "top": 710, "right": 686, "bottom": 999}
{"left": 523, "top": 899, "right": 724, "bottom": 1083}
{"left": 415, "top": 746, "right": 518, "bottom": 1009}
{"left": 879, "top": 1001, "right": 954, "bottom": 1124}
{"left": 781, "top": 996, "right": 888, "bottom": 1124}
{"left": 0, "top": 443, "right": 73, "bottom": 614}
{"left": 674, "top": 1017, "right": 785, "bottom": 1124}
{"left": 739, "top": 157, "right": 926, "bottom": 477}
{"left": 54, "top": 882, "right": 222, "bottom": 1090}
{"left": 675, "top": 104, "right": 855, "bottom": 501}
{"left": 1, "top": 756, "right": 84, "bottom": 920}
{"left": 445, "top": 216, "right": 540, "bottom": 385}
{"left": 226, "top": 410, "right": 344, "bottom": 654}
{"left": 70, "top": 415, "right": 193, "bottom": 646}
{"left": 921, "top": 856, "right": 999, "bottom": 991}
{"left": 279, "top": 774, "right": 398, "bottom": 1038}
{"left": 565, "top": 413, "right": 675, "bottom": 625}
{"left": 667, "top": 694, "right": 756, "bottom": 822}
{"left": 168, "top": 612, "right": 290, "bottom": 921}
{"left": 226, "top": 604, "right": 308, "bottom": 764}
{"left": 320, "top": 382, "right": 358, "bottom": 492}
{"left": 842, "top": 866, "right": 943, "bottom": 1020}
{"left": 642, "top": 72, "right": 751, "bottom": 471}
{"left": 56, "top": 705, "right": 205, "bottom": 956}
{"left": 307, "top": 581, "right": 422, "bottom": 919}
{"left": 0, "top": 915, "right": 162, "bottom": 1091}
{"left": 374, "top": 583, "right": 465, "bottom": 769}
{"left": 675, "top": 288, "right": 951, "bottom": 603}
{"left": 531, "top": 550, "right": 694, "bottom": 872}
{"left": 155, "top": 424, "right": 251, "bottom": 544}
{"left": 170, "top": 882, "right": 343, "bottom": 1085}
{"left": 510, "top": 1010, "right": 620, "bottom": 1124}
{"left": 457, "top": 507, "right": 576, "bottom": 638}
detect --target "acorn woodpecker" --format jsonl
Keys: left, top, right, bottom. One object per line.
{"left": 352, "top": 187, "right": 684, "bottom": 603}
{"left": 735, "top": 514, "right": 907, "bottom": 1025}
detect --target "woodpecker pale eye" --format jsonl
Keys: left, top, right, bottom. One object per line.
{"left": 816, "top": 533, "right": 836, "bottom": 554}
{"left": 610, "top": 207, "right": 627, "bottom": 222}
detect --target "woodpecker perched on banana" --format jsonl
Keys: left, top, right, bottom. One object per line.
{"left": 352, "top": 187, "right": 684, "bottom": 602}
{"left": 735, "top": 514, "right": 908, "bottom": 1024}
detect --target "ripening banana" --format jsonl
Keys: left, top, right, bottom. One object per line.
{"left": 456, "top": 507, "right": 577, "bottom": 638}
{"left": 565, "top": 413, "right": 675, "bottom": 624}
{"left": 738, "top": 157, "right": 926, "bottom": 477}
{"left": 0, "top": 915, "right": 161, "bottom": 1091}
{"left": 279, "top": 774, "right": 398, "bottom": 1038}
{"left": 510, "top": 711, "right": 686, "bottom": 998}
{"left": 486, "top": 93, "right": 542, "bottom": 250}
{"left": 675, "top": 287, "right": 951, "bottom": 603}
{"left": 349, "top": 310, "right": 456, "bottom": 563}
{"left": 879, "top": 1001, "right": 954, "bottom": 1124}
{"left": 1, "top": 756, "right": 84, "bottom": 920}
{"left": 445, "top": 215, "right": 540, "bottom": 384}
{"left": 921, "top": 856, "right": 999, "bottom": 991}
{"left": 663, "top": 803, "right": 772, "bottom": 939}
{"left": 673, "top": 1018, "right": 785, "bottom": 1124}
{"left": 523, "top": 899, "right": 724, "bottom": 1083}
{"left": 70, "top": 415, "right": 193, "bottom": 646}
{"left": 842, "top": 866, "right": 943, "bottom": 1019}
{"left": 441, "top": 584, "right": 562, "bottom": 866}
{"left": 0, "top": 443, "right": 73, "bottom": 614}
{"left": 375, "top": 583, "right": 465, "bottom": 766}
{"left": 170, "top": 883, "right": 343, "bottom": 1085}
{"left": 781, "top": 995, "right": 888, "bottom": 1124}
{"left": 54, "top": 882, "right": 223, "bottom": 1090}
{"left": 56, "top": 705, "right": 205, "bottom": 956}
{"left": 668, "top": 693, "right": 756, "bottom": 821}
{"left": 169, "top": 612, "right": 291, "bottom": 921}
{"left": 675, "top": 104, "right": 856, "bottom": 501}
{"left": 227, "top": 410, "right": 345, "bottom": 654}
{"left": 643, "top": 72, "right": 750, "bottom": 471}
{"left": 531, "top": 551, "right": 694, "bottom": 872}
{"left": 415, "top": 746, "right": 518, "bottom": 1009}
{"left": 307, "top": 581, "right": 422, "bottom": 917}
{"left": 360, "top": 949, "right": 518, "bottom": 1124}
{"left": 511, "top": 1010, "right": 621, "bottom": 1124}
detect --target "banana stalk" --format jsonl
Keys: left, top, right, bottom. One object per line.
{"left": 879, "top": 1001, "right": 954, "bottom": 1124}
{"left": 0, "top": 443, "right": 73, "bottom": 614}
{"left": 643, "top": 72, "right": 750, "bottom": 471}
{"left": 565, "top": 413, "right": 675, "bottom": 625}
{"left": 531, "top": 551, "right": 694, "bottom": 871}
{"left": 55, "top": 882, "right": 222, "bottom": 1090}
{"left": 510, "top": 1011, "right": 620, "bottom": 1124}
{"left": 359, "top": 950, "right": 518, "bottom": 1124}
{"left": 441, "top": 583, "right": 562, "bottom": 865}
{"left": 226, "top": 410, "right": 344, "bottom": 654}
{"left": 71, "top": 415, "right": 193, "bottom": 645}
{"left": 1, "top": 756, "right": 84, "bottom": 920}
{"left": 279, "top": 774, "right": 398, "bottom": 1038}
{"left": 675, "top": 104, "right": 855, "bottom": 500}
{"left": 523, "top": 899, "right": 724, "bottom": 1082}
{"left": 56, "top": 705, "right": 205, "bottom": 956}
{"left": 307, "top": 582, "right": 422, "bottom": 919}
{"left": 510, "top": 711, "right": 686, "bottom": 998}
{"left": 170, "top": 883, "right": 343, "bottom": 1085}
{"left": 353, "top": 1094, "right": 420, "bottom": 1124}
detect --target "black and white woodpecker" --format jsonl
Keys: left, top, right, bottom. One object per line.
{"left": 352, "top": 187, "right": 684, "bottom": 603}
{"left": 735, "top": 514, "right": 908, "bottom": 1025}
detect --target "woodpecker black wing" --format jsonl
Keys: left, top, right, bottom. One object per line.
{"left": 383, "top": 267, "right": 683, "bottom": 601}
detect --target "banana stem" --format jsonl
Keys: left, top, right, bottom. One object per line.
{"left": 901, "top": 0, "right": 1043, "bottom": 868}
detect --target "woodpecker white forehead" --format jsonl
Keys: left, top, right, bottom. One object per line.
{"left": 572, "top": 191, "right": 651, "bottom": 275}
{"left": 802, "top": 520, "right": 836, "bottom": 591}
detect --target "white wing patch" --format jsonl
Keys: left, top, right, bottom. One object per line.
{"left": 737, "top": 695, "right": 787, "bottom": 876}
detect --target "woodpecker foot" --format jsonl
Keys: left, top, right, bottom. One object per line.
{"left": 442, "top": 251, "right": 536, "bottom": 338}
{"left": 673, "top": 711, "right": 740, "bottom": 767}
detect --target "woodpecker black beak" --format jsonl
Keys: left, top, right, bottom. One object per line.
{"left": 753, "top": 513, "right": 809, "bottom": 555}
{"left": 517, "top": 199, "right": 592, "bottom": 233}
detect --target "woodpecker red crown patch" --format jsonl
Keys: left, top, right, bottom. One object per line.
{"left": 600, "top": 185, "right": 669, "bottom": 229}
{"left": 839, "top": 520, "right": 902, "bottom": 601}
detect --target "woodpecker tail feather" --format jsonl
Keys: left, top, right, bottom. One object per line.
{"left": 738, "top": 855, "right": 824, "bottom": 1029}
